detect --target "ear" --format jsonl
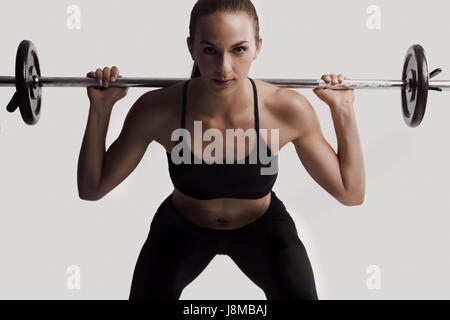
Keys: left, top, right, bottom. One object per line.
{"left": 254, "top": 37, "right": 263, "bottom": 60}
{"left": 187, "top": 37, "right": 195, "bottom": 60}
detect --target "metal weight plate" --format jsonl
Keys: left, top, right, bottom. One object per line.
{"left": 15, "top": 40, "right": 42, "bottom": 125}
{"left": 401, "top": 44, "right": 429, "bottom": 128}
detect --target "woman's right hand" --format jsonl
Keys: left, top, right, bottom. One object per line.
{"left": 86, "top": 66, "right": 128, "bottom": 109}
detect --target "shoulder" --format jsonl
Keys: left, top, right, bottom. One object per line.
{"left": 122, "top": 81, "right": 186, "bottom": 145}
{"left": 256, "top": 79, "right": 318, "bottom": 143}
{"left": 131, "top": 81, "right": 184, "bottom": 118}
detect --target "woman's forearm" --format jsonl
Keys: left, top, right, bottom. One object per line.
{"left": 77, "top": 102, "right": 114, "bottom": 199}
{"left": 329, "top": 103, "right": 366, "bottom": 204}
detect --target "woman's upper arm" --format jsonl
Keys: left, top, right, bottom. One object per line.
{"left": 288, "top": 92, "right": 349, "bottom": 204}
{"left": 96, "top": 91, "right": 162, "bottom": 199}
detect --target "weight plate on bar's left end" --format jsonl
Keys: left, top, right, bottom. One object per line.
{"left": 401, "top": 44, "right": 428, "bottom": 128}
{"left": 15, "top": 40, "right": 42, "bottom": 125}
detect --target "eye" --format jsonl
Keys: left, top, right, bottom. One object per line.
{"left": 234, "top": 46, "right": 247, "bottom": 54}
{"left": 203, "top": 47, "right": 216, "bottom": 55}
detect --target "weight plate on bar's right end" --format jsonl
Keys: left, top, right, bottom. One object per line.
{"left": 401, "top": 44, "right": 429, "bottom": 128}
{"left": 15, "top": 40, "right": 42, "bottom": 125}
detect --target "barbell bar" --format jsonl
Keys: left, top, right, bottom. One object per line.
{"left": 2, "top": 75, "right": 450, "bottom": 89}
{"left": 0, "top": 75, "right": 408, "bottom": 88}
{"left": 1, "top": 40, "right": 447, "bottom": 127}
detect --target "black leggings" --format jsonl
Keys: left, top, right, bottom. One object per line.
{"left": 129, "top": 190, "right": 318, "bottom": 300}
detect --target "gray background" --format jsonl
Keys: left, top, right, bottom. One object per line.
{"left": 0, "top": 0, "right": 449, "bottom": 299}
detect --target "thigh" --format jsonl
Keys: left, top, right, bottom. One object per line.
{"left": 129, "top": 200, "right": 216, "bottom": 300}
{"left": 228, "top": 211, "right": 318, "bottom": 300}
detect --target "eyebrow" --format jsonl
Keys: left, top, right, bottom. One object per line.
{"left": 200, "top": 40, "right": 249, "bottom": 47}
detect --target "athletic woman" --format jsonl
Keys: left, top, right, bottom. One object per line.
{"left": 78, "top": 0, "right": 365, "bottom": 300}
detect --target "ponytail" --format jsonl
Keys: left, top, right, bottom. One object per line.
{"left": 190, "top": 61, "right": 201, "bottom": 78}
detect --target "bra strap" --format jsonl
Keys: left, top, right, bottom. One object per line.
{"left": 249, "top": 77, "right": 259, "bottom": 160}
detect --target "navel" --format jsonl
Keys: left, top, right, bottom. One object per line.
{"left": 216, "top": 217, "right": 230, "bottom": 225}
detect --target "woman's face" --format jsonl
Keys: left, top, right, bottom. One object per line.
{"left": 188, "top": 12, "right": 262, "bottom": 93}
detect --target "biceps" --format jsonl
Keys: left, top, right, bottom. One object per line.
{"left": 293, "top": 132, "right": 346, "bottom": 202}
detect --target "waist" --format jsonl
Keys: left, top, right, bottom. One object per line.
{"left": 171, "top": 188, "right": 272, "bottom": 230}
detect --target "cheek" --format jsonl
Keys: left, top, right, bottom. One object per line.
{"left": 196, "top": 58, "right": 215, "bottom": 72}
{"left": 236, "top": 56, "right": 254, "bottom": 69}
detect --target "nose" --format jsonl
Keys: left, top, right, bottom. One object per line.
{"left": 216, "top": 53, "right": 233, "bottom": 77}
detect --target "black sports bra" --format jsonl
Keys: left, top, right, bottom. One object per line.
{"left": 166, "top": 78, "right": 278, "bottom": 200}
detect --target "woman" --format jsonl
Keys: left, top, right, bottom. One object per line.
{"left": 78, "top": 0, "right": 365, "bottom": 300}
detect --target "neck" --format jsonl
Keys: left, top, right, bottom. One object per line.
{"left": 192, "top": 77, "right": 253, "bottom": 118}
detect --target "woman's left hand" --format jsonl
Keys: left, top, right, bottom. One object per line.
{"left": 313, "top": 73, "right": 355, "bottom": 110}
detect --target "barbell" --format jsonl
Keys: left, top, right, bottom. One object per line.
{"left": 1, "top": 40, "right": 449, "bottom": 127}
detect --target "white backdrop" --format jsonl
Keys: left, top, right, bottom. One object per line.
{"left": 0, "top": 0, "right": 449, "bottom": 299}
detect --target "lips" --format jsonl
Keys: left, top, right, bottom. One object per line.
{"left": 213, "top": 79, "right": 234, "bottom": 86}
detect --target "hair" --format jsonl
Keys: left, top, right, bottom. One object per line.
{"left": 189, "top": 0, "right": 260, "bottom": 78}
